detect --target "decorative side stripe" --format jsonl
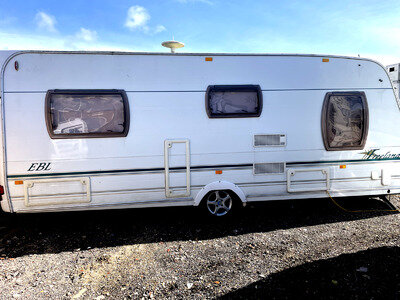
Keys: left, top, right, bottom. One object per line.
{"left": 7, "top": 163, "right": 253, "bottom": 179}
{"left": 7, "top": 157, "right": 400, "bottom": 179}
{"left": 287, "top": 157, "right": 400, "bottom": 165}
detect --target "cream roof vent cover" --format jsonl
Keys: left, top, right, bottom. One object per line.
{"left": 161, "top": 40, "right": 185, "bottom": 53}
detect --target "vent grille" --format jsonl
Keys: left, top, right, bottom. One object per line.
{"left": 254, "top": 162, "right": 285, "bottom": 174}
{"left": 254, "top": 134, "right": 286, "bottom": 147}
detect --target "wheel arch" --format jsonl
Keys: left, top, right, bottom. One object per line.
{"left": 193, "top": 181, "right": 246, "bottom": 206}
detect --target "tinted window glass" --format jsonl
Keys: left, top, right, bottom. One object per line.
{"left": 206, "top": 85, "right": 262, "bottom": 118}
{"left": 46, "top": 90, "right": 129, "bottom": 138}
{"left": 322, "top": 92, "right": 368, "bottom": 150}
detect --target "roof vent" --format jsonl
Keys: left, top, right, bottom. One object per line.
{"left": 162, "top": 40, "right": 185, "bottom": 53}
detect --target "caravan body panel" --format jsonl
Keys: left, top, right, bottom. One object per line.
{"left": 0, "top": 51, "right": 399, "bottom": 213}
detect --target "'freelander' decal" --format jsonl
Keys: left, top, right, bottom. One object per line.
{"left": 361, "top": 149, "right": 400, "bottom": 160}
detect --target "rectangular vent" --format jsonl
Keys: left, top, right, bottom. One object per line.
{"left": 254, "top": 134, "right": 286, "bottom": 147}
{"left": 254, "top": 162, "right": 285, "bottom": 175}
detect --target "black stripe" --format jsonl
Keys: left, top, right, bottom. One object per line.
{"left": 7, "top": 163, "right": 253, "bottom": 179}
{"left": 287, "top": 158, "right": 400, "bottom": 165}
{"left": 7, "top": 158, "right": 400, "bottom": 179}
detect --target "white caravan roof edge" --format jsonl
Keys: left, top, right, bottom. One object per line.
{"left": 0, "top": 49, "right": 389, "bottom": 63}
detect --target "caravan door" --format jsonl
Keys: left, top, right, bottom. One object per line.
{"left": 164, "top": 139, "right": 190, "bottom": 198}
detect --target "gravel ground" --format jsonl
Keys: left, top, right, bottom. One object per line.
{"left": 0, "top": 196, "right": 399, "bottom": 299}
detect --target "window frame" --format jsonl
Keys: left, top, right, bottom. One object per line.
{"left": 321, "top": 91, "right": 369, "bottom": 151}
{"left": 205, "top": 85, "right": 263, "bottom": 118}
{"left": 45, "top": 89, "right": 130, "bottom": 139}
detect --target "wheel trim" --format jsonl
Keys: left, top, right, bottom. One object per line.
{"left": 206, "top": 191, "right": 232, "bottom": 216}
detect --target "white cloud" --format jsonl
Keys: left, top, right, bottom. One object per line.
{"left": 0, "top": 31, "right": 133, "bottom": 51}
{"left": 35, "top": 11, "right": 57, "bottom": 33}
{"left": 124, "top": 6, "right": 166, "bottom": 34}
{"left": 125, "top": 6, "right": 150, "bottom": 31}
{"left": 154, "top": 25, "right": 166, "bottom": 34}
{"left": 76, "top": 28, "right": 98, "bottom": 42}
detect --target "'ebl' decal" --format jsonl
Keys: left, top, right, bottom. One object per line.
{"left": 27, "top": 163, "right": 51, "bottom": 171}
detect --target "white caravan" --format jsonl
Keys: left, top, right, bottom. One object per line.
{"left": 0, "top": 50, "right": 399, "bottom": 217}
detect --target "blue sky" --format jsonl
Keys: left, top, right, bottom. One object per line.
{"left": 0, "top": 0, "right": 400, "bottom": 65}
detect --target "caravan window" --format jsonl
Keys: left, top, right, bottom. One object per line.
{"left": 322, "top": 92, "right": 368, "bottom": 150}
{"left": 206, "top": 85, "right": 262, "bottom": 118}
{"left": 45, "top": 90, "right": 129, "bottom": 139}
